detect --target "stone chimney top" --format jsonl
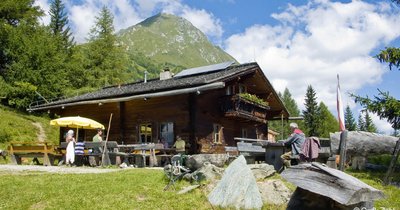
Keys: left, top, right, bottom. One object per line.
{"left": 160, "top": 67, "right": 172, "bottom": 80}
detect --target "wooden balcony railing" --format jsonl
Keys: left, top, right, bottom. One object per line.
{"left": 220, "top": 95, "right": 270, "bottom": 122}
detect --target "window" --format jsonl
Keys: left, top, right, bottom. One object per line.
{"left": 225, "top": 85, "right": 235, "bottom": 95}
{"left": 160, "top": 122, "right": 174, "bottom": 147}
{"left": 239, "top": 84, "right": 247, "bottom": 94}
{"left": 139, "top": 123, "right": 152, "bottom": 143}
{"left": 241, "top": 128, "right": 248, "bottom": 138}
{"left": 213, "top": 124, "right": 223, "bottom": 144}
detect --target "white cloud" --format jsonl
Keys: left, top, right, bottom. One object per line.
{"left": 225, "top": 0, "right": 400, "bottom": 134}
{"left": 35, "top": 0, "right": 223, "bottom": 43}
{"left": 370, "top": 112, "right": 394, "bottom": 134}
{"left": 34, "top": 0, "right": 51, "bottom": 25}
{"left": 181, "top": 8, "right": 223, "bottom": 40}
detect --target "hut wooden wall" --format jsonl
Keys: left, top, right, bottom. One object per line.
{"left": 55, "top": 86, "right": 268, "bottom": 150}
{"left": 195, "top": 88, "right": 263, "bottom": 147}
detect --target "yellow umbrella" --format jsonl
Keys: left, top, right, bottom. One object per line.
{"left": 50, "top": 116, "right": 105, "bottom": 130}
{"left": 50, "top": 116, "right": 105, "bottom": 141}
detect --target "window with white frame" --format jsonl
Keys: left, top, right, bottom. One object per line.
{"left": 225, "top": 85, "right": 235, "bottom": 95}
{"left": 241, "top": 128, "right": 248, "bottom": 138}
{"left": 239, "top": 84, "right": 247, "bottom": 93}
{"left": 139, "top": 123, "right": 152, "bottom": 143}
{"left": 213, "top": 124, "right": 222, "bottom": 144}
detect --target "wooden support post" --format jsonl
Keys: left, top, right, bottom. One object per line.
{"left": 338, "top": 130, "right": 348, "bottom": 171}
{"left": 43, "top": 143, "right": 51, "bottom": 166}
{"left": 383, "top": 138, "right": 400, "bottom": 185}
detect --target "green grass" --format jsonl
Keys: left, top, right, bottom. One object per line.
{"left": 1, "top": 167, "right": 398, "bottom": 210}
{"left": 0, "top": 169, "right": 210, "bottom": 210}
{"left": 347, "top": 169, "right": 400, "bottom": 209}
{"left": 0, "top": 105, "right": 59, "bottom": 149}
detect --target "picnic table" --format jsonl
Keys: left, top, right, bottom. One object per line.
{"left": 8, "top": 142, "right": 62, "bottom": 166}
{"left": 118, "top": 144, "right": 176, "bottom": 167}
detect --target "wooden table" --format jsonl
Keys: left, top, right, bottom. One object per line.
{"left": 262, "top": 142, "right": 287, "bottom": 170}
{"left": 118, "top": 144, "right": 176, "bottom": 167}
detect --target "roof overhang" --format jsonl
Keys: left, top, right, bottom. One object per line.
{"left": 28, "top": 82, "right": 225, "bottom": 112}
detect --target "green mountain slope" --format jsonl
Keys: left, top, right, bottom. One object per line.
{"left": 117, "top": 13, "right": 237, "bottom": 76}
{"left": 0, "top": 105, "right": 59, "bottom": 150}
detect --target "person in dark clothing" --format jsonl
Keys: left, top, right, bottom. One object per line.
{"left": 74, "top": 138, "right": 85, "bottom": 166}
{"left": 280, "top": 123, "right": 306, "bottom": 168}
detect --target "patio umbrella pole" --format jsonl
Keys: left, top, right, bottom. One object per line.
{"left": 101, "top": 113, "right": 113, "bottom": 166}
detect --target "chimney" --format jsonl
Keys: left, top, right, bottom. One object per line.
{"left": 160, "top": 67, "right": 172, "bottom": 80}
{"left": 144, "top": 71, "right": 148, "bottom": 83}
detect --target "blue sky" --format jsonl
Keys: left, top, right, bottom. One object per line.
{"left": 35, "top": 0, "right": 400, "bottom": 134}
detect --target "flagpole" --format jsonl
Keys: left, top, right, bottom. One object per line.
{"left": 337, "top": 74, "right": 345, "bottom": 132}
{"left": 337, "top": 74, "right": 348, "bottom": 171}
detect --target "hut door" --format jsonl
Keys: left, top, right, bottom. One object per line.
{"left": 160, "top": 122, "right": 174, "bottom": 147}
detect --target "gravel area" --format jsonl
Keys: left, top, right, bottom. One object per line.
{"left": 0, "top": 164, "right": 122, "bottom": 174}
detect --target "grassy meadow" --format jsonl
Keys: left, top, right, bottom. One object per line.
{"left": 0, "top": 166, "right": 399, "bottom": 210}
{"left": 0, "top": 105, "right": 59, "bottom": 149}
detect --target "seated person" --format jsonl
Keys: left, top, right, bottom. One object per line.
{"left": 173, "top": 135, "right": 186, "bottom": 154}
{"left": 92, "top": 128, "right": 103, "bottom": 154}
{"left": 280, "top": 123, "right": 306, "bottom": 168}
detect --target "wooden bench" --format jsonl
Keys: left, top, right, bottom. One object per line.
{"left": 8, "top": 142, "right": 62, "bottom": 166}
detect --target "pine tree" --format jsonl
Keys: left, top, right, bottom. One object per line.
{"left": 269, "top": 88, "right": 302, "bottom": 139}
{"left": 303, "top": 85, "right": 319, "bottom": 136}
{"left": 48, "top": 0, "right": 74, "bottom": 51}
{"left": 365, "top": 111, "right": 378, "bottom": 133}
{"left": 357, "top": 113, "right": 366, "bottom": 131}
{"left": 317, "top": 102, "right": 338, "bottom": 138}
{"left": 344, "top": 105, "right": 357, "bottom": 131}
{"left": 85, "top": 6, "right": 128, "bottom": 87}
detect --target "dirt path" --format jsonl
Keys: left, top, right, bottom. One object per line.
{"left": 32, "top": 122, "right": 46, "bottom": 142}
{"left": 0, "top": 164, "right": 122, "bottom": 174}
{"left": 0, "top": 165, "right": 163, "bottom": 174}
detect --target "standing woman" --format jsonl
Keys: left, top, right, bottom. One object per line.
{"left": 65, "top": 130, "right": 76, "bottom": 166}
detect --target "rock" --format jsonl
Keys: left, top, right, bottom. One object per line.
{"left": 188, "top": 162, "right": 224, "bottom": 182}
{"left": 177, "top": 185, "right": 200, "bottom": 194}
{"left": 287, "top": 187, "right": 374, "bottom": 210}
{"left": 249, "top": 163, "right": 275, "bottom": 180}
{"left": 185, "top": 154, "right": 229, "bottom": 171}
{"left": 282, "top": 162, "right": 384, "bottom": 208}
{"left": 257, "top": 179, "right": 292, "bottom": 205}
{"left": 330, "top": 131, "right": 398, "bottom": 156}
{"left": 208, "top": 155, "right": 263, "bottom": 209}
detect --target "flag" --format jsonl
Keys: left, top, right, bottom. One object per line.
{"left": 337, "top": 74, "right": 345, "bottom": 131}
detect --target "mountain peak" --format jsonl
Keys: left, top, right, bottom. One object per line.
{"left": 117, "top": 13, "right": 236, "bottom": 74}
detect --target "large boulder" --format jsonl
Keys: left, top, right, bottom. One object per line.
{"left": 330, "top": 131, "right": 398, "bottom": 156}
{"left": 248, "top": 163, "right": 276, "bottom": 180}
{"left": 186, "top": 162, "right": 224, "bottom": 182}
{"left": 257, "top": 179, "right": 292, "bottom": 205}
{"left": 208, "top": 155, "right": 263, "bottom": 209}
{"left": 185, "top": 154, "right": 229, "bottom": 171}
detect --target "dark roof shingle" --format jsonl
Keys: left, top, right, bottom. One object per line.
{"left": 31, "top": 62, "right": 259, "bottom": 110}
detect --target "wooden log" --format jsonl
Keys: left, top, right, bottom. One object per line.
{"left": 383, "top": 138, "right": 400, "bottom": 185}
{"left": 330, "top": 131, "right": 398, "bottom": 156}
{"left": 281, "top": 162, "right": 384, "bottom": 206}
